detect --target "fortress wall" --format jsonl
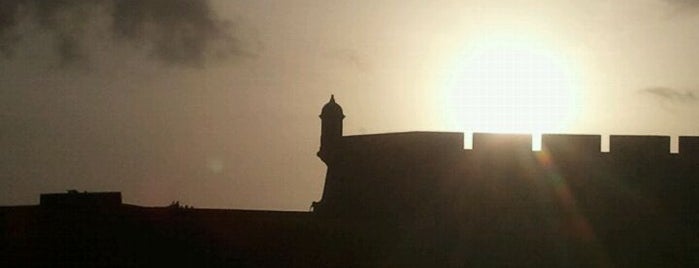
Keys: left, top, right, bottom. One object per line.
{"left": 677, "top": 136, "right": 699, "bottom": 187}
{"left": 340, "top": 132, "right": 464, "bottom": 163}
{"left": 324, "top": 131, "right": 699, "bottom": 217}
{"left": 541, "top": 134, "right": 601, "bottom": 155}
{"left": 609, "top": 135, "right": 671, "bottom": 156}
{"left": 679, "top": 136, "right": 699, "bottom": 155}
{"left": 340, "top": 132, "right": 699, "bottom": 156}
{"left": 470, "top": 133, "right": 535, "bottom": 178}
{"left": 676, "top": 137, "right": 699, "bottom": 219}
{"left": 608, "top": 136, "right": 672, "bottom": 193}
{"left": 330, "top": 132, "right": 465, "bottom": 217}
{"left": 469, "top": 133, "right": 540, "bottom": 202}
{"left": 465, "top": 134, "right": 699, "bottom": 155}
{"left": 539, "top": 135, "right": 604, "bottom": 181}
{"left": 472, "top": 133, "right": 532, "bottom": 153}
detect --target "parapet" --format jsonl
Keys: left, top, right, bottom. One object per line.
{"left": 337, "top": 132, "right": 699, "bottom": 156}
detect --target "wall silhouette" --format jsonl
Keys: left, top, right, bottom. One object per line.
{"left": 313, "top": 96, "right": 699, "bottom": 266}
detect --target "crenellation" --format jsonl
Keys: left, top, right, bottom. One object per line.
{"left": 336, "top": 131, "right": 699, "bottom": 155}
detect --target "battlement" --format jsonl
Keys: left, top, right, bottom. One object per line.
{"left": 337, "top": 132, "right": 699, "bottom": 155}
{"left": 464, "top": 133, "right": 697, "bottom": 155}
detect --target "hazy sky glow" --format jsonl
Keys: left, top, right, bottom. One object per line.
{"left": 2, "top": 0, "right": 699, "bottom": 210}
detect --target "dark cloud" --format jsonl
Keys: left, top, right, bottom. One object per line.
{"left": 30, "top": 0, "right": 97, "bottom": 66}
{"left": 641, "top": 86, "right": 698, "bottom": 103}
{"left": 0, "top": 0, "right": 257, "bottom": 67}
{"left": 111, "top": 0, "right": 257, "bottom": 67}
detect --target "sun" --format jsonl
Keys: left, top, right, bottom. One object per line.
{"left": 442, "top": 34, "right": 581, "bottom": 135}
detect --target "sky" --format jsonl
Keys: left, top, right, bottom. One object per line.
{"left": 2, "top": 0, "right": 699, "bottom": 210}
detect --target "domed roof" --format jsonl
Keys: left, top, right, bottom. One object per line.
{"left": 321, "top": 95, "right": 344, "bottom": 118}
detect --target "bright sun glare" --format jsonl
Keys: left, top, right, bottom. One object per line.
{"left": 443, "top": 34, "right": 580, "bottom": 135}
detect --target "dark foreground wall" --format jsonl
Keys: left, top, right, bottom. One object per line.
{"left": 2, "top": 202, "right": 696, "bottom": 267}
{"left": 0, "top": 205, "right": 473, "bottom": 267}
{"left": 312, "top": 133, "right": 699, "bottom": 266}
{"left": 1, "top": 205, "right": 325, "bottom": 267}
